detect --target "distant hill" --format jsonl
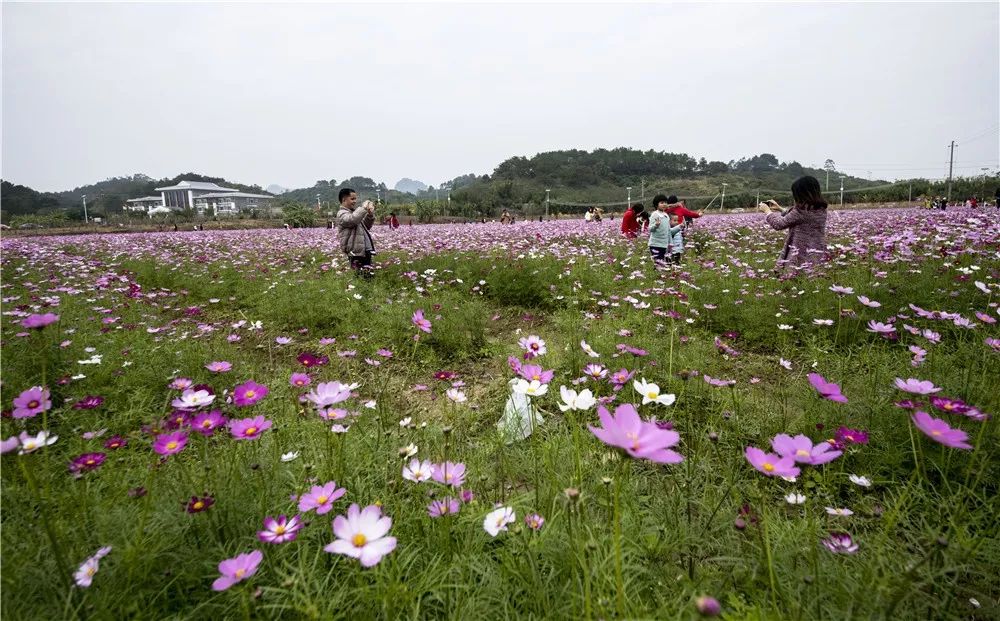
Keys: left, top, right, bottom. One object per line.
{"left": 266, "top": 184, "right": 288, "bottom": 195}
{"left": 394, "top": 178, "right": 428, "bottom": 194}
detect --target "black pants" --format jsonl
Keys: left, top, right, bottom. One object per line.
{"left": 649, "top": 246, "right": 669, "bottom": 268}
{"left": 349, "top": 252, "right": 373, "bottom": 276}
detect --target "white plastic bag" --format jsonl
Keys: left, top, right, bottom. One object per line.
{"left": 497, "top": 379, "right": 544, "bottom": 444}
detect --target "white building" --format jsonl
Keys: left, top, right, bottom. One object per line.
{"left": 124, "top": 179, "right": 274, "bottom": 217}
{"left": 155, "top": 180, "right": 239, "bottom": 210}
{"left": 124, "top": 196, "right": 164, "bottom": 213}
{"left": 193, "top": 192, "right": 275, "bottom": 217}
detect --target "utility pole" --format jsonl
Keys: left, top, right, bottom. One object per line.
{"left": 946, "top": 140, "right": 956, "bottom": 201}
{"left": 720, "top": 183, "right": 728, "bottom": 211}
{"left": 376, "top": 189, "right": 381, "bottom": 204}
{"left": 908, "top": 182, "right": 912, "bottom": 202}
{"left": 839, "top": 176, "right": 844, "bottom": 207}
{"left": 640, "top": 179, "right": 645, "bottom": 200}
{"left": 446, "top": 192, "right": 450, "bottom": 217}
{"left": 825, "top": 169, "right": 829, "bottom": 191}
{"left": 626, "top": 186, "right": 632, "bottom": 207}
{"left": 755, "top": 189, "right": 760, "bottom": 207}
{"left": 545, "top": 189, "right": 550, "bottom": 218}
{"left": 316, "top": 193, "right": 321, "bottom": 211}
{"left": 82, "top": 194, "right": 89, "bottom": 223}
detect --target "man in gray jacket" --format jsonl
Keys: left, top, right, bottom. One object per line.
{"left": 335, "top": 187, "right": 376, "bottom": 276}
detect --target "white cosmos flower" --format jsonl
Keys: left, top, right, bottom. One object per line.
{"left": 779, "top": 358, "right": 793, "bottom": 370}
{"left": 848, "top": 475, "right": 871, "bottom": 487}
{"left": 446, "top": 389, "right": 467, "bottom": 403}
{"left": 400, "top": 443, "right": 418, "bottom": 458}
{"left": 402, "top": 458, "right": 434, "bottom": 483}
{"left": 825, "top": 507, "right": 853, "bottom": 516}
{"left": 632, "top": 378, "right": 676, "bottom": 406}
{"left": 280, "top": 451, "right": 300, "bottom": 462}
{"left": 512, "top": 379, "right": 548, "bottom": 397}
{"left": 785, "top": 492, "right": 806, "bottom": 505}
{"left": 483, "top": 506, "right": 516, "bottom": 537}
{"left": 558, "top": 386, "right": 597, "bottom": 412}
{"left": 398, "top": 417, "right": 412, "bottom": 427}
{"left": 778, "top": 324, "right": 794, "bottom": 331}
{"left": 580, "top": 340, "right": 600, "bottom": 358}
{"left": 18, "top": 430, "right": 58, "bottom": 455}
{"left": 171, "top": 389, "right": 215, "bottom": 409}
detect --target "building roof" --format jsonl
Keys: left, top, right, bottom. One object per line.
{"left": 193, "top": 192, "right": 274, "bottom": 200}
{"left": 154, "top": 181, "right": 238, "bottom": 192}
{"left": 126, "top": 196, "right": 163, "bottom": 203}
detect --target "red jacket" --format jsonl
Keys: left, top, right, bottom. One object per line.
{"left": 621, "top": 208, "right": 640, "bottom": 238}
{"left": 667, "top": 204, "right": 701, "bottom": 220}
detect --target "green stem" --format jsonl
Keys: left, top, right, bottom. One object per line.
{"left": 20, "top": 458, "right": 71, "bottom": 587}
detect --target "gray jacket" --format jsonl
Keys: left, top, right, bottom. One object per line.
{"left": 336, "top": 205, "right": 375, "bottom": 256}
{"left": 766, "top": 206, "right": 828, "bottom": 269}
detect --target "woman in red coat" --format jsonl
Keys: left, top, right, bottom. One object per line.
{"left": 621, "top": 203, "right": 644, "bottom": 238}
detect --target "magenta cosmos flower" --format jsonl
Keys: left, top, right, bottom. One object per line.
{"left": 771, "top": 434, "right": 842, "bottom": 465}
{"left": 324, "top": 503, "right": 397, "bottom": 567}
{"left": 807, "top": 373, "right": 848, "bottom": 403}
{"left": 744, "top": 446, "right": 801, "bottom": 478}
{"left": 894, "top": 378, "right": 942, "bottom": 395}
{"left": 298, "top": 481, "right": 347, "bottom": 514}
{"left": 911, "top": 411, "right": 972, "bottom": 449}
{"left": 212, "top": 550, "right": 263, "bottom": 591}
{"left": 524, "top": 513, "right": 545, "bottom": 531}
{"left": 228, "top": 416, "right": 273, "bottom": 440}
{"left": 588, "top": 404, "right": 684, "bottom": 464}
{"left": 153, "top": 431, "right": 188, "bottom": 456}
{"left": 20, "top": 313, "right": 59, "bottom": 329}
{"left": 822, "top": 532, "right": 859, "bottom": 554}
{"left": 69, "top": 452, "right": 107, "bottom": 474}
{"left": 518, "top": 364, "right": 554, "bottom": 384}
{"left": 205, "top": 361, "right": 232, "bottom": 373}
{"left": 12, "top": 386, "right": 52, "bottom": 419}
{"left": 233, "top": 381, "right": 269, "bottom": 407}
{"left": 412, "top": 309, "right": 432, "bottom": 333}
{"left": 296, "top": 351, "right": 329, "bottom": 368}
{"left": 72, "top": 395, "right": 104, "bottom": 410}
{"left": 289, "top": 373, "right": 311, "bottom": 388}
{"left": 191, "top": 410, "right": 227, "bottom": 436}
{"left": 257, "top": 515, "right": 303, "bottom": 544}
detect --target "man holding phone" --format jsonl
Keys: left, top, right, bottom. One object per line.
{"left": 335, "top": 188, "right": 376, "bottom": 277}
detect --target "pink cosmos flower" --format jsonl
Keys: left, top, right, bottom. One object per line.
{"left": 807, "top": 373, "right": 848, "bottom": 403}
{"left": 588, "top": 404, "right": 684, "bottom": 464}
{"left": 171, "top": 388, "right": 214, "bottom": 409}
{"left": 412, "top": 309, "right": 432, "bottom": 333}
{"left": 233, "top": 380, "right": 269, "bottom": 406}
{"left": 191, "top": 410, "right": 227, "bottom": 436}
{"left": 153, "top": 431, "right": 188, "bottom": 456}
{"left": 894, "top": 378, "right": 942, "bottom": 395}
{"left": 524, "top": 513, "right": 545, "bottom": 531}
{"left": 518, "top": 364, "right": 555, "bottom": 384}
{"left": 518, "top": 335, "right": 546, "bottom": 358}
{"left": 866, "top": 321, "right": 895, "bottom": 335}
{"left": 1, "top": 436, "right": 19, "bottom": 454}
{"left": 20, "top": 313, "right": 59, "bottom": 329}
{"left": 205, "top": 361, "right": 232, "bottom": 373}
{"left": 72, "top": 395, "right": 104, "bottom": 410}
{"left": 304, "top": 381, "right": 354, "bottom": 408}
{"left": 744, "top": 446, "right": 801, "bottom": 478}
{"left": 324, "top": 503, "right": 397, "bottom": 567}
{"left": 770, "top": 434, "right": 842, "bottom": 465}
{"left": 857, "top": 296, "right": 881, "bottom": 308}
{"left": 289, "top": 373, "right": 311, "bottom": 388}
{"left": 427, "top": 497, "right": 460, "bottom": 518}
{"left": 583, "top": 364, "right": 607, "bottom": 380}
{"left": 74, "top": 546, "right": 111, "bottom": 587}
{"left": 431, "top": 461, "right": 467, "bottom": 487}
{"left": 228, "top": 416, "right": 273, "bottom": 440}
{"left": 212, "top": 550, "right": 263, "bottom": 591}
{"left": 298, "top": 481, "right": 347, "bottom": 514}
{"left": 169, "top": 377, "right": 193, "bottom": 390}
{"left": 69, "top": 452, "right": 107, "bottom": 474}
{"left": 12, "top": 386, "right": 52, "bottom": 419}
{"left": 257, "top": 515, "right": 303, "bottom": 544}
{"left": 911, "top": 411, "right": 972, "bottom": 449}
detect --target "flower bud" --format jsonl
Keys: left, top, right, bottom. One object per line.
{"left": 695, "top": 596, "right": 721, "bottom": 617}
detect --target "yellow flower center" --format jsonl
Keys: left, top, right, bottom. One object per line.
{"left": 274, "top": 525, "right": 286, "bottom": 535}
{"left": 317, "top": 495, "right": 328, "bottom": 504}
{"left": 445, "top": 473, "right": 453, "bottom": 481}
{"left": 763, "top": 462, "right": 775, "bottom": 472}
{"left": 193, "top": 501, "right": 204, "bottom": 510}
{"left": 647, "top": 391, "right": 657, "bottom": 399}
{"left": 625, "top": 431, "right": 640, "bottom": 450}
{"left": 795, "top": 449, "right": 810, "bottom": 457}
{"left": 352, "top": 533, "right": 367, "bottom": 547}
{"left": 234, "top": 569, "right": 245, "bottom": 578}
{"left": 201, "top": 420, "right": 212, "bottom": 428}
{"left": 931, "top": 430, "right": 941, "bottom": 436}
{"left": 245, "top": 390, "right": 256, "bottom": 399}
{"left": 532, "top": 374, "right": 540, "bottom": 380}
{"left": 166, "top": 441, "right": 178, "bottom": 450}
{"left": 24, "top": 442, "right": 37, "bottom": 449}
{"left": 86, "top": 459, "right": 95, "bottom": 465}
{"left": 86, "top": 566, "right": 96, "bottom": 577}
{"left": 245, "top": 427, "right": 257, "bottom": 436}
{"left": 28, "top": 400, "right": 39, "bottom": 408}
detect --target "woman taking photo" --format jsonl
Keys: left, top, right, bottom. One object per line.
{"left": 758, "top": 175, "right": 829, "bottom": 270}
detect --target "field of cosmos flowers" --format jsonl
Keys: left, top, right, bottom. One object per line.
{"left": 1, "top": 207, "right": 998, "bottom": 620}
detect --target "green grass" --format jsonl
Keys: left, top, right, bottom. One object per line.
{"left": 1, "top": 223, "right": 998, "bottom": 620}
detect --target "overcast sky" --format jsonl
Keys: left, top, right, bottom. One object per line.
{"left": 3, "top": 1, "right": 997, "bottom": 192}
